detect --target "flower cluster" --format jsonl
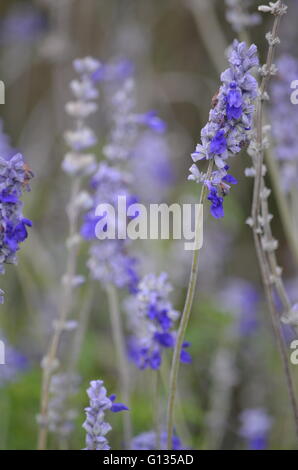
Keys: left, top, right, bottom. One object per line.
{"left": 225, "top": 0, "right": 261, "bottom": 34}
{"left": 239, "top": 408, "right": 272, "bottom": 450}
{"left": 82, "top": 161, "right": 139, "bottom": 292}
{"left": 131, "top": 430, "right": 183, "bottom": 450}
{"left": 63, "top": 56, "right": 101, "bottom": 177}
{"left": 0, "top": 152, "right": 33, "bottom": 278}
{"left": 82, "top": 61, "right": 167, "bottom": 292}
{"left": 83, "top": 380, "right": 128, "bottom": 450}
{"left": 101, "top": 76, "right": 164, "bottom": 162}
{"left": 188, "top": 40, "right": 259, "bottom": 218}
{"left": 46, "top": 373, "right": 80, "bottom": 438}
{"left": 270, "top": 54, "right": 298, "bottom": 193}
{"left": 126, "top": 273, "right": 191, "bottom": 370}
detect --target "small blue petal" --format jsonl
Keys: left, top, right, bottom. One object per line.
{"left": 111, "top": 403, "right": 129, "bottom": 413}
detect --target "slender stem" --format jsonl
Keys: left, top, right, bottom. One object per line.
{"left": 252, "top": 227, "right": 298, "bottom": 437}
{"left": 250, "top": 2, "right": 298, "bottom": 437}
{"left": 37, "top": 177, "right": 81, "bottom": 451}
{"left": 105, "top": 283, "right": 132, "bottom": 449}
{"left": 251, "top": 13, "right": 282, "bottom": 226}
{"left": 166, "top": 161, "right": 213, "bottom": 450}
{"left": 161, "top": 356, "right": 192, "bottom": 446}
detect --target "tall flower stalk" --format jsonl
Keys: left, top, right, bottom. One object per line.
{"left": 37, "top": 57, "right": 100, "bottom": 450}
{"left": 167, "top": 40, "right": 259, "bottom": 449}
{"left": 0, "top": 122, "right": 33, "bottom": 300}
{"left": 247, "top": 0, "right": 298, "bottom": 436}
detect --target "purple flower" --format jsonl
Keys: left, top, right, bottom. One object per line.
{"left": 188, "top": 40, "right": 258, "bottom": 218}
{"left": 180, "top": 341, "right": 192, "bottom": 364}
{"left": 92, "top": 59, "right": 134, "bottom": 83}
{"left": 210, "top": 130, "right": 227, "bottom": 155}
{"left": 226, "top": 82, "right": 243, "bottom": 119}
{"left": 87, "top": 241, "right": 139, "bottom": 293}
{"left": 207, "top": 187, "right": 224, "bottom": 219}
{"left": 131, "top": 430, "right": 184, "bottom": 450}
{"left": 83, "top": 60, "right": 168, "bottom": 292}
{"left": 83, "top": 380, "right": 128, "bottom": 450}
{"left": 0, "top": 152, "right": 33, "bottom": 276}
{"left": 154, "top": 332, "right": 175, "bottom": 348}
{"left": 137, "top": 111, "right": 167, "bottom": 134}
{"left": 239, "top": 408, "right": 272, "bottom": 450}
{"left": 62, "top": 57, "right": 100, "bottom": 176}
{"left": 110, "top": 394, "right": 129, "bottom": 413}
{"left": 0, "top": 336, "right": 28, "bottom": 387}
{"left": 43, "top": 373, "right": 80, "bottom": 438}
{"left": 125, "top": 273, "right": 191, "bottom": 370}
{"left": 4, "top": 218, "right": 32, "bottom": 252}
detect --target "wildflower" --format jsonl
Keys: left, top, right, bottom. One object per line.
{"left": 82, "top": 60, "right": 166, "bottom": 292}
{"left": 188, "top": 40, "right": 259, "bottom": 218}
{"left": 62, "top": 57, "right": 101, "bottom": 176}
{"left": 87, "top": 240, "right": 139, "bottom": 293}
{"left": 0, "top": 152, "right": 33, "bottom": 276}
{"left": 207, "top": 187, "right": 224, "bottom": 219}
{"left": 83, "top": 380, "right": 128, "bottom": 450}
{"left": 102, "top": 75, "right": 166, "bottom": 163}
{"left": 126, "top": 273, "right": 191, "bottom": 370}
{"left": 131, "top": 430, "right": 184, "bottom": 450}
{"left": 46, "top": 373, "right": 80, "bottom": 438}
{"left": 239, "top": 408, "right": 272, "bottom": 450}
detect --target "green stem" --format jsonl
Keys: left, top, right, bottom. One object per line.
{"left": 166, "top": 161, "right": 213, "bottom": 449}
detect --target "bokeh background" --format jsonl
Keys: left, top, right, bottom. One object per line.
{"left": 0, "top": 0, "right": 297, "bottom": 450}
